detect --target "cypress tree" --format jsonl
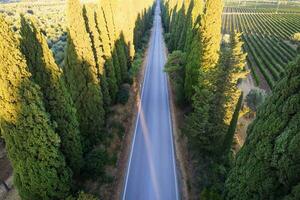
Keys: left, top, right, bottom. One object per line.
{"left": 112, "top": 48, "right": 122, "bottom": 86}
{"left": 83, "top": 5, "right": 111, "bottom": 108}
{"left": 184, "top": 0, "right": 203, "bottom": 52}
{"left": 224, "top": 31, "right": 248, "bottom": 125}
{"left": 177, "top": 0, "right": 191, "bottom": 51}
{"left": 19, "top": 16, "right": 83, "bottom": 173}
{"left": 184, "top": 30, "right": 202, "bottom": 100}
{"left": 96, "top": 5, "right": 118, "bottom": 101}
{"left": 133, "top": 14, "right": 143, "bottom": 51}
{"left": 200, "top": 0, "right": 223, "bottom": 86}
{"left": 0, "top": 15, "right": 71, "bottom": 200}
{"left": 183, "top": 0, "right": 204, "bottom": 101}
{"left": 64, "top": 0, "right": 105, "bottom": 149}
{"left": 184, "top": 86, "right": 216, "bottom": 155}
{"left": 222, "top": 93, "right": 243, "bottom": 156}
{"left": 116, "top": 34, "right": 129, "bottom": 82}
{"left": 225, "top": 56, "right": 300, "bottom": 200}
{"left": 100, "top": 0, "right": 122, "bottom": 86}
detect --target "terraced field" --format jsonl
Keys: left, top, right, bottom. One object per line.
{"left": 222, "top": 6, "right": 300, "bottom": 90}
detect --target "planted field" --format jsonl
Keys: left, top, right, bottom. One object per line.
{"left": 0, "top": 1, "right": 66, "bottom": 65}
{"left": 222, "top": 6, "right": 300, "bottom": 90}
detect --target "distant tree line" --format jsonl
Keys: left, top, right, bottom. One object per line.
{"left": 0, "top": 0, "right": 154, "bottom": 199}
{"left": 162, "top": 0, "right": 300, "bottom": 199}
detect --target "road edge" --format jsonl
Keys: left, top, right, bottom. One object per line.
{"left": 164, "top": 46, "right": 189, "bottom": 200}
{"left": 111, "top": 27, "right": 154, "bottom": 200}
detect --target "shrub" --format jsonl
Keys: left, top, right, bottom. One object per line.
{"left": 200, "top": 188, "right": 222, "bottom": 200}
{"left": 292, "top": 33, "right": 300, "bottom": 42}
{"left": 67, "top": 192, "right": 98, "bottom": 200}
{"left": 129, "top": 52, "right": 143, "bottom": 79}
{"left": 116, "top": 84, "right": 130, "bottom": 105}
{"left": 164, "top": 51, "right": 186, "bottom": 106}
{"left": 83, "top": 149, "right": 108, "bottom": 180}
{"left": 246, "top": 88, "right": 267, "bottom": 111}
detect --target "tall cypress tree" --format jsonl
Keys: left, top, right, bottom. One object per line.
{"left": 83, "top": 5, "right": 111, "bottom": 108}
{"left": 224, "top": 31, "right": 248, "bottom": 125}
{"left": 184, "top": 0, "right": 203, "bottom": 52}
{"left": 112, "top": 48, "right": 122, "bottom": 86}
{"left": 225, "top": 56, "right": 300, "bottom": 200}
{"left": 64, "top": 0, "right": 105, "bottom": 149}
{"left": 116, "top": 34, "right": 129, "bottom": 82}
{"left": 183, "top": 0, "right": 204, "bottom": 101}
{"left": 96, "top": 5, "right": 118, "bottom": 102}
{"left": 0, "top": 15, "right": 71, "bottom": 200}
{"left": 201, "top": 0, "right": 223, "bottom": 76}
{"left": 100, "top": 0, "right": 122, "bottom": 86}
{"left": 19, "top": 16, "right": 83, "bottom": 174}
{"left": 184, "top": 31, "right": 202, "bottom": 100}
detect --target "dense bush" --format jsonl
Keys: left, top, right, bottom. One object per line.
{"left": 164, "top": 50, "right": 186, "bottom": 106}
{"left": 246, "top": 88, "right": 267, "bottom": 111}
{"left": 67, "top": 192, "right": 98, "bottom": 200}
{"left": 116, "top": 84, "right": 130, "bottom": 105}
{"left": 292, "top": 32, "right": 300, "bottom": 42}
{"left": 225, "top": 56, "right": 300, "bottom": 200}
{"left": 83, "top": 149, "right": 108, "bottom": 180}
{"left": 129, "top": 51, "right": 143, "bottom": 79}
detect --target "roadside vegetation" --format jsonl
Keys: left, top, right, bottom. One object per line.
{"left": 162, "top": 0, "right": 300, "bottom": 199}
{"left": 0, "top": 0, "right": 154, "bottom": 199}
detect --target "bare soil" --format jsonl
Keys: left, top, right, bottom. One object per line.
{"left": 233, "top": 112, "right": 256, "bottom": 152}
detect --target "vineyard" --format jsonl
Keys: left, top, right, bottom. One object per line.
{"left": 222, "top": 6, "right": 300, "bottom": 90}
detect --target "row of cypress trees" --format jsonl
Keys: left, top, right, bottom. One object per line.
{"left": 162, "top": 0, "right": 247, "bottom": 186}
{"left": 0, "top": 0, "right": 154, "bottom": 199}
{"left": 162, "top": 0, "right": 300, "bottom": 199}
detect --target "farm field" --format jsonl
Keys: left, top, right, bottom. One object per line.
{"left": 0, "top": 0, "right": 66, "bottom": 66}
{"left": 222, "top": 5, "right": 300, "bottom": 90}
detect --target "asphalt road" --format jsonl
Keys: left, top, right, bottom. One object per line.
{"left": 122, "top": 2, "right": 179, "bottom": 200}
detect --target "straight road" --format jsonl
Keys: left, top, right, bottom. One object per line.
{"left": 122, "top": 2, "right": 179, "bottom": 200}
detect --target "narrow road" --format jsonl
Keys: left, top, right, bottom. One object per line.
{"left": 122, "top": 2, "right": 179, "bottom": 200}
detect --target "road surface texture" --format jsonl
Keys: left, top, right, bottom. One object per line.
{"left": 122, "top": 2, "right": 179, "bottom": 200}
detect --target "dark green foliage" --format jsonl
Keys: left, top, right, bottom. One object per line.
{"left": 67, "top": 192, "right": 98, "bottom": 200}
{"left": 184, "top": 34, "right": 202, "bottom": 101}
{"left": 0, "top": 15, "right": 71, "bottom": 200}
{"left": 83, "top": 149, "right": 108, "bottom": 180}
{"left": 200, "top": 188, "right": 223, "bottom": 200}
{"left": 112, "top": 49, "right": 122, "bottom": 86}
{"left": 225, "top": 56, "right": 300, "bottom": 200}
{"left": 76, "top": 192, "right": 98, "bottom": 200}
{"left": 105, "top": 58, "right": 119, "bottom": 102}
{"left": 133, "top": 14, "right": 143, "bottom": 51}
{"left": 246, "top": 88, "right": 266, "bottom": 111}
{"left": 129, "top": 51, "right": 143, "bottom": 79}
{"left": 184, "top": 86, "right": 215, "bottom": 155}
{"left": 19, "top": 16, "right": 83, "bottom": 174}
{"left": 165, "top": 50, "right": 186, "bottom": 106}
{"left": 116, "top": 84, "right": 130, "bottom": 105}
{"left": 133, "top": 7, "right": 154, "bottom": 52}
{"left": 222, "top": 93, "right": 243, "bottom": 156}
{"left": 116, "top": 34, "right": 129, "bottom": 82}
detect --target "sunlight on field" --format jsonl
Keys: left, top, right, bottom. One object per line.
{"left": 0, "top": 1, "right": 66, "bottom": 66}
